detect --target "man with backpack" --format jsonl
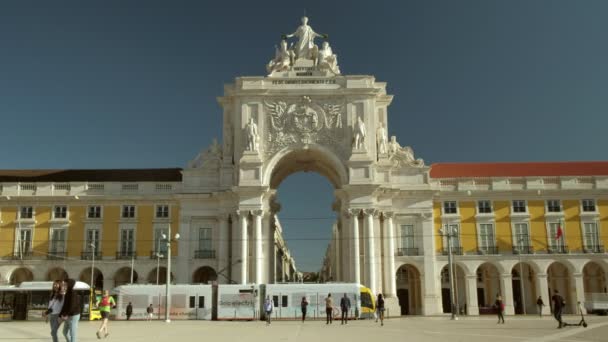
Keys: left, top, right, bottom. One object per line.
{"left": 96, "top": 290, "right": 116, "bottom": 339}
{"left": 552, "top": 290, "right": 565, "bottom": 328}
{"left": 146, "top": 304, "right": 154, "bottom": 321}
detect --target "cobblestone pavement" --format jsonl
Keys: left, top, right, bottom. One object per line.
{"left": 1, "top": 315, "right": 607, "bottom": 342}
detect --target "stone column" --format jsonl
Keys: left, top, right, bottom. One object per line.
{"left": 217, "top": 214, "right": 230, "bottom": 279}
{"left": 500, "top": 273, "right": 515, "bottom": 315}
{"left": 252, "top": 210, "right": 264, "bottom": 284}
{"left": 236, "top": 210, "right": 248, "bottom": 284}
{"left": 420, "top": 213, "right": 441, "bottom": 315}
{"left": 465, "top": 275, "right": 480, "bottom": 315}
{"left": 383, "top": 212, "right": 396, "bottom": 298}
{"left": 364, "top": 209, "right": 377, "bottom": 295}
{"left": 341, "top": 211, "right": 351, "bottom": 282}
{"left": 573, "top": 272, "right": 585, "bottom": 313}
{"left": 536, "top": 273, "right": 550, "bottom": 314}
{"left": 349, "top": 209, "right": 361, "bottom": 285}
{"left": 334, "top": 223, "right": 341, "bottom": 281}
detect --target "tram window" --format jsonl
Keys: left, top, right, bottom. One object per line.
{"left": 360, "top": 292, "right": 373, "bottom": 309}
{"left": 272, "top": 296, "right": 279, "bottom": 307}
{"left": 281, "top": 295, "right": 288, "bottom": 308}
{"left": 189, "top": 296, "right": 195, "bottom": 309}
{"left": 198, "top": 296, "right": 204, "bottom": 308}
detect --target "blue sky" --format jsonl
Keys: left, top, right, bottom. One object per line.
{"left": 1, "top": 1, "right": 607, "bottom": 271}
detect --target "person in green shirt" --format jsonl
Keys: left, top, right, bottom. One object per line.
{"left": 95, "top": 290, "right": 115, "bottom": 339}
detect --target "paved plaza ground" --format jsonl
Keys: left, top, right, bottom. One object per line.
{"left": 2, "top": 315, "right": 607, "bottom": 342}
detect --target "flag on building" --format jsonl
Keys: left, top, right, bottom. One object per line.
{"left": 555, "top": 222, "right": 563, "bottom": 240}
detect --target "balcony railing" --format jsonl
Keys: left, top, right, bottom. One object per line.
{"left": 396, "top": 248, "right": 419, "bottom": 256}
{"left": 513, "top": 245, "right": 534, "bottom": 254}
{"left": 477, "top": 246, "right": 499, "bottom": 255}
{"left": 47, "top": 251, "right": 67, "bottom": 260}
{"left": 442, "top": 247, "right": 463, "bottom": 255}
{"left": 12, "top": 250, "right": 34, "bottom": 259}
{"left": 547, "top": 245, "right": 569, "bottom": 254}
{"left": 81, "top": 251, "right": 102, "bottom": 260}
{"left": 583, "top": 245, "right": 605, "bottom": 254}
{"left": 116, "top": 251, "right": 137, "bottom": 260}
{"left": 194, "top": 250, "right": 216, "bottom": 259}
{"left": 150, "top": 250, "right": 167, "bottom": 259}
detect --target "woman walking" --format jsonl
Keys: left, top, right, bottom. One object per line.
{"left": 376, "top": 294, "right": 385, "bottom": 326}
{"left": 495, "top": 295, "right": 505, "bottom": 324}
{"left": 96, "top": 290, "right": 115, "bottom": 338}
{"left": 43, "top": 280, "right": 65, "bottom": 342}
{"left": 300, "top": 297, "right": 308, "bottom": 322}
{"left": 60, "top": 279, "right": 81, "bottom": 342}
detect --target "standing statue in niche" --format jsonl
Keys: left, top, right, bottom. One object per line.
{"left": 353, "top": 116, "right": 367, "bottom": 150}
{"left": 282, "top": 16, "right": 328, "bottom": 60}
{"left": 377, "top": 122, "right": 388, "bottom": 155}
{"left": 245, "top": 118, "right": 259, "bottom": 152}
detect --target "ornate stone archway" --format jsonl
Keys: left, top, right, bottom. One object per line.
{"left": 178, "top": 17, "right": 432, "bottom": 316}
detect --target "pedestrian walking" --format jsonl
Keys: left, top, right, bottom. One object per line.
{"left": 551, "top": 290, "right": 565, "bottom": 328}
{"left": 376, "top": 293, "right": 385, "bottom": 326}
{"left": 126, "top": 302, "right": 133, "bottom": 321}
{"left": 96, "top": 290, "right": 115, "bottom": 339}
{"left": 146, "top": 304, "right": 154, "bottom": 321}
{"left": 340, "top": 293, "right": 351, "bottom": 325}
{"left": 60, "top": 279, "right": 81, "bottom": 342}
{"left": 264, "top": 296, "right": 273, "bottom": 325}
{"left": 43, "top": 280, "right": 65, "bottom": 342}
{"left": 325, "top": 293, "right": 333, "bottom": 324}
{"left": 536, "top": 296, "right": 544, "bottom": 317}
{"left": 300, "top": 297, "right": 308, "bottom": 322}
{"left": 495, "top": 295, "right": 505, "bottom": 324}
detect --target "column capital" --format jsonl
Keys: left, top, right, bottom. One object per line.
{"left": 346, "top": 208, "right": 361, "bottom": 217}
{"left": 382, "top": 211, "right": 395, "bottom": 219}
{"left": 572, "top": 272, "right": 583, "bottom": 278}
{"left": 235, "top": 209, "right": 248, "bottom": 217}
{"left": 418, "top": 212, "right": 433, "bottom": 220}
{"left": 363, "top": 208, "right": 379, "bottom": 217}
{"left": 466, "top": 274, "right": 478, "bottom": 280}
{"left": 251, "top": 209, "right": 264, "bottom": 217}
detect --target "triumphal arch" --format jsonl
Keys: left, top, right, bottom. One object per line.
{"left": 178, "top": 17, "right": 438, "bottom": 314}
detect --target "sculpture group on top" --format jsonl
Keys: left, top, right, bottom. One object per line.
{"left": 266, "top": 17, "right": 341, "bottom": 75}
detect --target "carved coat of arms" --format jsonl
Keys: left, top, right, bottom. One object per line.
{"left": 264, "top": 96, "right": 346, "bottom": 157}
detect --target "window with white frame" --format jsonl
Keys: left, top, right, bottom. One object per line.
{"left": 17, "top": 228, "right": 33, "bottom": 254}
{"left": 121, "top": 205, "right": 136, "bottom": 219}
{"left": 478, "top": 200, "right": 492, "bottom": 214}
{"left": 512, "top": 200, "right": 527, "bottom": 213}
{"left": 198, "top": 228, "right": 212, "bottom": 251}
{"left": 400, "top": 224, "right": 415, "bottom": 250}
{"left": 19, "top": 206, "right": 34, "bottom": 219}
{"left": 582, "top": 199, "right": 596, "bottom": 212}
{"left": 50, "top": 227, "right": 67, "bottom": 253}
{"left": 443, "top": 201, "right": 457, "bottom": 214}
{"left": 547, "top": 200, "right": 561, "bottom": 213}
{"left": 442, "top": 224, "right": 461, "bottom": 249}
{"left": 154, "top": 227, "right": 168, "bottom": 255}
{"left": 478, "top": 223, "right": 495, "bottom": 249}
{"left": 583, "top": 222, "right": 600, "bottom": 249}
{"left": 547, "top": 222, "right": 565, "bottom": 249}
{"left": 155, "top": 205, "right": 169, "bottom": 219}
{"left": 53, "top": 205, "right": 67, "bottom": 219}
{"left": 87, "top": 206, "right": 102, "bottom": 219}
{"left": 85, "top": 227, "right": 100, "bottom": 253}
{"left": 513, "top": 222, "right": 530, "bottom": 247}
{"left": 119, "top": 227, "right": 135, "bottom": 255}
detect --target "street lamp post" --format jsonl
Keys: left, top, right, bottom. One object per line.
{"left": 156, "top": 253, "right": 163, "bottom": 285}
{"left": 518, "top": 238, "right": 527, "bottom": 315}
{"left": 440, "top": 224, "right": 458, "bottom": 320}
{"left": 163, "top": 225, "right": 180, "bottom": 323}
{"left": 89, "top": 242, "right": 96, "bottom": 291}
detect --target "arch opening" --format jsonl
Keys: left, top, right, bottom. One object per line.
{"left": 511, "top": 262, "right": 536, "bottom": 314}
{"left": 114, "top": 267, "right": 138, "bottom": 287}
{"left": 9, "top": 267, "right": 34, "bottom": 285}
{"left": 79, "top": 267, "right": 104, "bottom": 291}
{"left": 46, "top": 267, "right": 69, "bottom": 282}
{"left": 547, "top": 262, "right": 574, "bottom": 314}
{"left": 476, "top": 263, "right": 500, "bottom": 314}
{"left": 148, "top": 267, "right": 175, "bottom": 285}
{"left": 395, "top": 264, "right": 422, "bottom": 315}
{"left": 192, "top": 266, "right": 217, "bottom": 284}
{"left": 440, "top": 264, "right": 466, "bottom": 314}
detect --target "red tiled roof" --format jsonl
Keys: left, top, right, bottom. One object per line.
{"left": 429, "top": 162, "right": 608, "bottom": 178}
{"left": 0, "top": 168, "right": 182, "bottom": 182}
